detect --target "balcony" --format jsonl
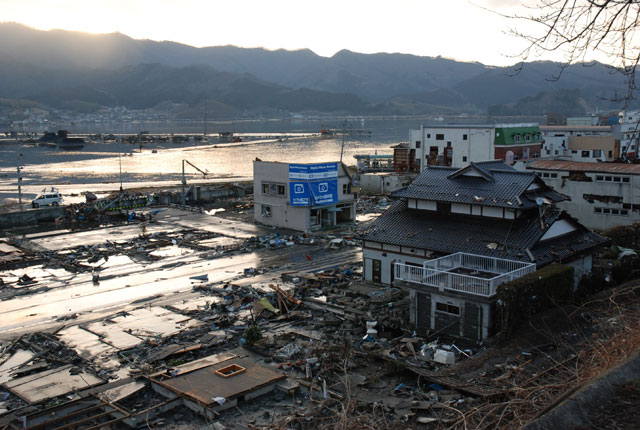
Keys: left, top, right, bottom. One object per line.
{"left": 394, "top": 252, "right": 536, "bottom": 297}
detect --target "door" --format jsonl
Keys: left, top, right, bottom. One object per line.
{"left": 372, "top": 259, "right": 381, "bottom": 283}
{"left": 390, "top": 261, "right": 395, "bottom": 285}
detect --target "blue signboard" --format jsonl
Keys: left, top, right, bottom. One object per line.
{"left": 289, "top": 163, "right": 338, "bottom": 180}
{"left": 289, "top": 182, "right": 310, "bottom": 206}
{"left": 309, "top": 180, "right": 338, "bottom": 205}
{"left": 289, "top": 163, "right": 339, "bottom": 206}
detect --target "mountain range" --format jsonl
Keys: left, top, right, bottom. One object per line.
{"left": 0, "top": 22, "right": 634, "bottom": 117}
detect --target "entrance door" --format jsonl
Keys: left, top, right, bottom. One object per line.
{"left": 390, "top": 261, "right": 395, "bottom": 285}
{"left": 372, "top": 259, "right": 381, "bottom": 283}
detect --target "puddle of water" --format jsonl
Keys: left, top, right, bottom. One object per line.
{"left": 150, "top": 246, "right": 194, "bottom": 258}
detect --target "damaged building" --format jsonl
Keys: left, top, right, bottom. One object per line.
{"left": 358, "top": 160, "right": 607, "bottom": 341}
{"left": 527, "top": 159, "right": 640, "bottom": 230}
{"left": 253, "top": 161, "right": 356, "bottom": 232}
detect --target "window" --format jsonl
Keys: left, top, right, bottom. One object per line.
{"left": 554, "top": 150, "right": 559, "bottom": 155}
{"left": 614, "top": 177, "right": 621, "bottom": 183}
{"left": 525, "top": 134, "right": 531, "bottom": 142}
{"left": 262, "top": 182, "right": 286, "bottom": 197}
{"left": 596, "top": 175, "right": 604, "bottom": 181}
{"left": 550, "top": 173, "right": 558, "bottom": 178}
{"left": 436, "top": 201, "right": 451, "bottom": 213}
{"left": 514, "top": 134, "right": 521, "bottom": 142}
{"left": 462, "top": 156, "right": 468, "bottom": 162}
{"left": 436, "top": 302, "right": 460, "bottom": 315}
{"left": 546, "top": 149, "right": 551, "bottom": 154}
{"left": 463, "top": 134, "right": 468, "bottom": 141}
{"left": 343, "top": 183, "right": 350, "bottom": 194}
{"left": 595, "top": 208, "right": 602, "bottom": 213}
{"left": 261, "top": 205, "right": 272, "bottom": 217}
{"left": 572, "top": 150, "right": 578, "bottom": 154}
{"left": 581, "top": 150, "right": 590, "bottom": 158}
{"left": 609, "top": 150, "right": 613, "bottom": 158}
{"left": 415, "top": 140, "right": 421, "bottom": 148}
{"left": 623, "top": 177, "right": 630, "bottom": 183}
{"left": 436, "top": 134, "right": 444, "bottom": 141}
{"left": 593, "top": 150, "right": 602, "bottom": 158}
{"left": 427, "top": 134, "right": 431, "bottom": 138}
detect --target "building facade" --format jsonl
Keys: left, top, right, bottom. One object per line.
{"left": 527, "top": 159, "right": 640, "bottom": 230}
{"left": 540, "top": 125, "right": 618, "bottom": 161}
{"left": 620, "top": 110, "right": 640, "bottom": 158}
{"left": 358, "top": 160, "right": 606, "bottom": 340}
{"left": 409, "top": 124, "right": 543, "bottom": 170}
{"left": 253, "top": 161, "right": 356, "bottom": 232}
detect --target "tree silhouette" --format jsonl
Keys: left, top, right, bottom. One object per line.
{"left": 510, "top": 0, "right": 640, "bottom": 107}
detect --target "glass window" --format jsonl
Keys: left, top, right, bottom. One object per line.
{"left": 436, "top": 302, "right": 460, "bottom": 315}
{"left": 463, "top": 134, "right": 468, "bottom": 141}
{"left": 462, "top": 156, "right": 468, "bottom": 162}
{"left": 415, "top": 140, "right": 421, "bottom": 148}
{"left": 261, "top": 205, "right": 272, "bottom": 217}
{"left": 596, "top": 175, "right": 604, "bottom": 181}
{"left": 436, "top": 134, "right": 444, "bottom": 141}
{"left": 623, "top": 177, "right": 630, "bottom": 183}
{"left": 581, "top": 150, "right": 590, "bottom": 157}
{"left": 595, "top": 208, "right": 602, "bottom": 213}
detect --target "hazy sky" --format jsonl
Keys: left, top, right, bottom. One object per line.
{"left": 0, "top": 0, "right": 584, "bottom": 66}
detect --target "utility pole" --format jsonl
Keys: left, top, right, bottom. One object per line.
{"left": 17, "top": 152, "right": 23, "bottom": 210}
{"left": 119, "top": 153, "right": 123, "bottom": 192}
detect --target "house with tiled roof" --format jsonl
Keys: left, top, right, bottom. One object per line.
{"left": 358, "top": 160, "right": 607, "bottom": 341}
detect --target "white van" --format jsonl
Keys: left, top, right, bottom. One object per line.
{"left": 32, "top": 189, "right": 63, "bottom": 208}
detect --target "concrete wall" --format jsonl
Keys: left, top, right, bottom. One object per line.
{"left": 0, "top": 207, "right": 65, "bottom": 228}
{"left": 359, "top": 173, "right": 413, "bottom": 194}
{"left": 413, "top": 126, "right": 494, "bottom": 170}
{"left": 528, "top": 169, "right": 640, "bottom": 230}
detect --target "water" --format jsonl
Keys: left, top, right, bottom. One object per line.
{"left": 0, "top": 118, "right": 425, "bottom": 182}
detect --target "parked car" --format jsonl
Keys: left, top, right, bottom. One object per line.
{"left": 32, "top": 189, "right": 63, "bottom": 208}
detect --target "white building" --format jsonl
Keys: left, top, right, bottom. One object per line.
{"left": 540, "top": 125, "right": 618, "bottom": 161}
{"left": 620, "top": 110, "right": 640, "bottom": 158}
{"left": 528, "top": 159, "right": 640, "bottom": 231}
{"left": 253, "top": 161, "right": 356, "bottom": 232}
{"left": 409, "top": 124, "right": 543, "bottom": 170}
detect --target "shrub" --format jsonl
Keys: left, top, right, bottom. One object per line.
{"left": 495, "top": 263, "right": 574, "bottom": 339}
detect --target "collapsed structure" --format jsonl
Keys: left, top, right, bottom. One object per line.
{"left": 358, "top": 160, "right": 607, "bottom": 340}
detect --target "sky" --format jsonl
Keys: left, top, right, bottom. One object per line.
{"left": 0, "top": 0, "right": 592, "bottom": 67}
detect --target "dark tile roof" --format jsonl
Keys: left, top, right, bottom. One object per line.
{"left": 358, "top": 200, "right": 607, "bottom": 266}
{"left": 392, "top": 162, "right": 565, "bottom": 209}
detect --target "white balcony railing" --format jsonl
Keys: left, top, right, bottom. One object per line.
{"left": 394, "top": 252, "right": 536, "bottom": 297}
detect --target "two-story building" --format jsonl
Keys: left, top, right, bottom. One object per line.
{"left": 253, "top": 161, "right": 356, "bottom": 232}
{"left": 527, "top": 159, "right": 640, "bottom": 230}
{"left": 358, "top": 160, "right": 606, "bottom": 341}
{"left": 540, "top": 125, "right": 618, "bottom": 161}
{"left": 408, "top": 124, "right": 543, "bottom": 170}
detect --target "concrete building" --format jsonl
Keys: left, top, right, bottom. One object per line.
{"left": 527, "top": 159, "right": 640, "bottom": 230}
{"left": 253, "top": 161, "right": 356, "bottom": 232}
{"left": 620, "top": 110, "right": 640, "bottom": 158}
{"left": 358, "top": 160, "right": 606, "bottom": 340}
{"left": 540, "top": 125, "right": 618, "bottom": 161}
{"left": 409, "top": 124, "right": 543, "bottom": 170}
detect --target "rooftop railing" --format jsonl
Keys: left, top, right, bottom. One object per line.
{"left": 394, "top": 252, "right": 536, "bottom": 297}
